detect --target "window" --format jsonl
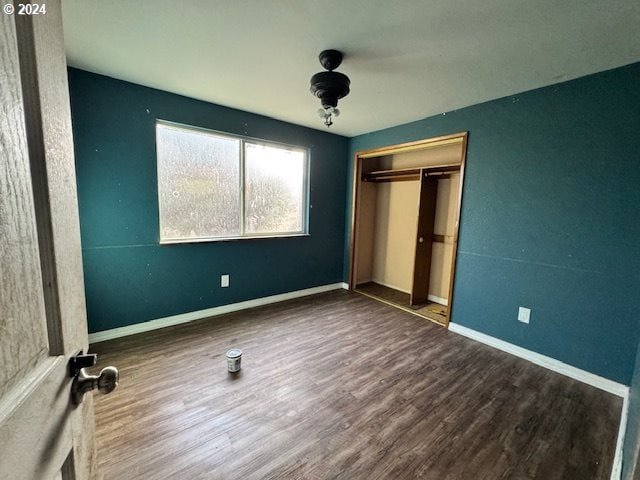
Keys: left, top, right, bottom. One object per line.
{"left": 156, "top": 122, "right": 308, "bottom": 243}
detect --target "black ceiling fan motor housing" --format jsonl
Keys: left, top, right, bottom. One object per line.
{"left": 310, "top": 71, "right": 350, "bottom": 108}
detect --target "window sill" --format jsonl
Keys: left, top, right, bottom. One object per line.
{"left": 160, "top": 233, "right": 310, "bottom": 245}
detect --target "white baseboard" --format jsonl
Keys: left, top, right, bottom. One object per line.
{"left": 89, "top": 282, "right": 345, "bottom": 344}
{"left": 611, "top": 394, "right": 628, "bottom": 480}
{"left": 341, "top": 282, "right": 349, "bottom": 290}
{"left": 428, "top": 294, "right": 448, "bottom": 306}
{"left": 370, "top": 279, "right": 411, "bottom": 294}
{"left": 448, "top": 323, "right": 628, "bottom": 397}
{"left": 447, "top": 323, "right": 629, "bottom": 480}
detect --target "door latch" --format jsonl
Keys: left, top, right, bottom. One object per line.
{"left": 69, "top": 351, "right": 97, "bottom": 378}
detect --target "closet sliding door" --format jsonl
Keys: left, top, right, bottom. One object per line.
{"left": 410, "top": 171, "right": 438, "bottom": 305}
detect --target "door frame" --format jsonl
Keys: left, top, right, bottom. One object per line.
{"left": 348, "top": 131, "right": 468, "bottom": 327}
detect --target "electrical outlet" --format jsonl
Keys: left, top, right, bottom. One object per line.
{"left": 221, "top": 274, "right": 229, "bottom": 288}
{"left": 518, "top": 307, "right": 531, "bottom": 324}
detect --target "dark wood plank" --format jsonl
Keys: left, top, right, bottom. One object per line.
{"left": 90, "top": 291, "right": 621, "bottom": 480}
{"left": 411, "top": 172, "right": 438, "bottom": 305}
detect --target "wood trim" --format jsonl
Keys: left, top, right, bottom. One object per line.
{"left": 348, "top": 152, "right": 361, "bottom": 289}
{"left": 443, "top": 132, "right": 468, "bottom": 327}
{"left": 357, "top": 132, "right": 466, "bottom": 159}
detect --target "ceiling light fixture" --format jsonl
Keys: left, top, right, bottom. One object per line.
{"left": 310, "top": 49, "right": 350, "bottom": 127}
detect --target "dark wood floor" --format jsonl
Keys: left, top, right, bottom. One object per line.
{"left": 90, "top": 290, "right": 621, "bottom": 480}
{"left": 356, "top": 281, "right": 448, "bottom": 325}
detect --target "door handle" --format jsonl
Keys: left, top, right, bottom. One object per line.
{"left": 69, "top": 352, "right": 119, "bottom": 405}
{"left": 71, "top": 366, "right": 119, "bottom": 405}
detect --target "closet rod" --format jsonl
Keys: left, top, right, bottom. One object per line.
{"left": 363, "top": 174, "right": 420, "bottom": 183}
{"left": 362, "top": 167, "right": 420, "bottom": 183}
{"left": 362, "top": 165, "right": 460, "bottom": 183}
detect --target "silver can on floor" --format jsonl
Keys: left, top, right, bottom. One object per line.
{"left": 225, "top": 348, "right": 242, "bottom": 372}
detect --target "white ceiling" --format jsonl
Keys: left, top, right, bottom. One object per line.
{"left": 62, "top": 0, "right": 640, "bottom": 137}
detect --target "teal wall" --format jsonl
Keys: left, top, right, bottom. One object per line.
{"left": 624, "top": 337, "right": 640, "bottom": 478}
{"left": 347, "top": 62, "right": 640, "bottom": 384}
{"left": 69, "top": 68, "right": 349, "bottom": 333}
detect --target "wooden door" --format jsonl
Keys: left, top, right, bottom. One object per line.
{"left": 0, "top": 2, "right": 98, "bottom": 479}
{"left": 410, "top": 171, "right": 438, "bottom": 305}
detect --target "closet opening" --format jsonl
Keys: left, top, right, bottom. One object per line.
{"left": 348, "top": 132, "right": 468, "bottom": 327}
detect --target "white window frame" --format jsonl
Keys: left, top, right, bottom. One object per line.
{"left": 156, "top": 120, "right": 310, "bottom": 244}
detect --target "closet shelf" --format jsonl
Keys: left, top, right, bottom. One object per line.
{"left": 362, "top": 164, "right": 461, "bottom": 183}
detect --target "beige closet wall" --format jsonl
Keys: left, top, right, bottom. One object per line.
{"left": 371, "top": 181, "right": 419, "bottom": 292}
{"left": 378, "top": 143, "right": 462, "bottom": 169}
{"left": 355, "top": 181, "right": 377, "bottom": 284}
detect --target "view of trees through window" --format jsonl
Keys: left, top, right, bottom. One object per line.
{"left": 157, "top": 122, "right": 307, "bottom": 242}
{"left": 245, "top": 142, "right": 304, "bottom": 234}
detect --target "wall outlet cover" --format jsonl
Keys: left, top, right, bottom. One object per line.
{"left": 221, "top": 274, "right": 230, "bottom": 288}
{"left": 518, "top": 307, "right": 531, "bottom": 324}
